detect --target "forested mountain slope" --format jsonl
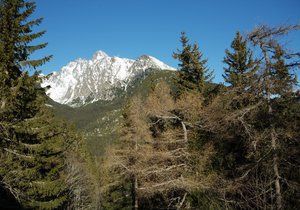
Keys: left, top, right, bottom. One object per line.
{"left": 49, "top": 69, "right": 177, "bottom": 155}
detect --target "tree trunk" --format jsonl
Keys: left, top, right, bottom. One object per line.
{"left": 132, "top": 136, "right": 138, "bottom": 210}
{"left": 1, "top": 99, "right": 6, "bottom": 109}
{"left": 271, "top": 126, "right": 282, "bottom": 210}
{"left": 131, "top": 176, "right": 138, "bottom": 210}
{"left": 262, "top": 45, "right": 282, "bottom": 210}
{"left": 134, "top": 177, "right": 138, "bottom": 210}
{"left": 181, "top": 121, "right": 188, "bottom": 142}
{"left": 177, "top": 193, "right": 187, "bottom": 210}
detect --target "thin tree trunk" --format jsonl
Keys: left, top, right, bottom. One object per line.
{"left": 1, "top": 99, "right": 6, "bottom": 109}
{"left": 271, "top": 126, "right": 282, "bottom": 210}
{"left": 134, "top": 177, "right": 138, "bottom": 210}
{"left": 262, "top": 46, "right": 283, "bottom": 210}
{"left": 132, "top": 137, "right": 138, "bottom": 210}
{"left": 131, "top": 176, "right": 138, "bottom": 210}
{"left": 177, "top": 193, "right": 187, "bottom": 210}
{"left": 181, "top": 121, "right": 187, "bottom": 142}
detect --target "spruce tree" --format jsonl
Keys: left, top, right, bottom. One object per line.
{"left": 173, "top": 32, "right": 213, "bottom": 94}
{"left": 0, "top": 0, "right": 51, "bottom": 83}
{"left": 0, "top": 0, "right": 72, "bottom": 208}
{"left": 223, "top": 32, "right": 258, "bottom": 91}
{"left": 0, "top": 75, "right": 74, "bottom": 208}
{"left": 270, "top": 44, "right": 297, "bottom": 97}
{"left": 102, "top": 83, "right": 217, "bottom": 209}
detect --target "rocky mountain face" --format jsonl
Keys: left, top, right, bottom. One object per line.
{"left": 42, "top": 51, "right": 175, "bottom": 106}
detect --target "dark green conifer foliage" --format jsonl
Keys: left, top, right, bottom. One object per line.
{"left": 270, "top": 45, "right": 297, "bottom": 97}
{"left": 223, "top": 32, "right": 258, "bottom": 91}
{"left": 0, "top": 0, "right": 72, "bottom": 209}
{"left": 0, "top": 75, "right": 73, "bottom": 208}
{"left": 0, "top": 0, "right": 51, "bottom": 85}
{"left": 173, "top": 32, "right": 213, "bottom": 94}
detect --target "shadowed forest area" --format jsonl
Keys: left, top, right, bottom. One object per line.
{"left": 0, "top": 0, "right": 299, "bottom": 209}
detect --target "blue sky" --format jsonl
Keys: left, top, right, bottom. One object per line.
{"left": 33, "top": 0, "right": 300, "bottom": 83}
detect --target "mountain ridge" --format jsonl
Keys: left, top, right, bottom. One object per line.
{"left": 42, "top": 50, "right": 175, "bottom": 107}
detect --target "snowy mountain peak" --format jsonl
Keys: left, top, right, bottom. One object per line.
{"left": 92, "top": 50, "right": 108, "bottom": 60}
{"left": 137, "top": 54, "right": 151, "bottom": 60}
{"left": 42, "top": 50, "right": 175, "bottom": 107}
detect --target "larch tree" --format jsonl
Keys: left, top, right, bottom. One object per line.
{"left": 247, "top": 24, "right": 299, "bottom": 210}
{"left": 101, "top": 95, "right": 152, "bottom": 210}
{"left": 102, "top": 82, "right": 216, "bottom": 209}
{"left": 143, "top": 82, "right": 217, "bottom": 209}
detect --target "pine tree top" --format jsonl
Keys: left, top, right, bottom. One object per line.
{"left": 0, "top": 0, "right": 52, "bottom": 84}
{"left": 223, "top": 31, "right": 259, "bottom": 90}
{"left": 173, "top": 32, "right": 213, "bottom": 94}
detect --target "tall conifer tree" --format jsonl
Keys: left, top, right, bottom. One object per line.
{"left": 0, "top": 0, "right": 51, "bottom": 83}
{"left": 173, "top": 32, "right": 213, "bottom": 94}
{"left": 270, "top": 44, "right": 297, "bottom": 97}
{"left": 223, "top": 32, "right": 258, "bottom": 91}
{"left": 0, "top": 0, "right": 73, "bottom": 208}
